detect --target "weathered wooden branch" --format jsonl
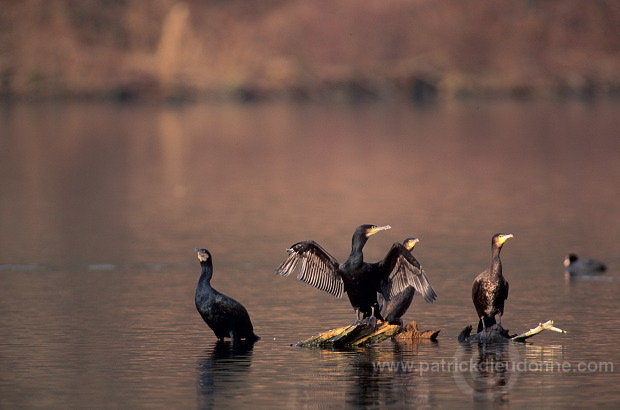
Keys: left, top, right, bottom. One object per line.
{"left": 510, "top": 320, "right": 566, "bottom": 342}
{"left": 458, "top": 320, "right": 566, "bottom": 343}
{"left": 296, "top": 320, "right": 439, "bottom": 348}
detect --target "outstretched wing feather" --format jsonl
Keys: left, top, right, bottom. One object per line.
{"left": 275, "top": 251, "right": 300, "bottom": 277}
{"left": 275, "top": 240, "right": 344, "bottom": 298}
{"left": 377, "top": 243, "right": 437, "bottom": 303}
{"left": 407, "top": 264, "right": 437, "bottom": 303}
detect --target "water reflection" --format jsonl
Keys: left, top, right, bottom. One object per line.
{"left": 522, "top": 344, "right": 567, "bottom": 363}
{"left": 347, "top": 349, "right": 390, "bottom": 407}
{"left": 299, "top": 341, "right": 437, "bottom": 407}
{"left": 197, "top": 340, "right": 257, "bottom": 409}
{"left": 565, "top": 273, "right": 619, "bottom": 282}
{"left": 454, "top": 342, "right": 518, "bottom": 402}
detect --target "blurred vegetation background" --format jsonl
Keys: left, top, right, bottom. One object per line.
{"left": 1, "top": 0, "right": 619, "bottom": 102}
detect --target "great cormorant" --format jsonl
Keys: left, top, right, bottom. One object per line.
{"left": 378, "top": 238, "right": 436, "bottom": 325}
{"left": 472, "top": 233, "right": 513, "bottom": 333}
{"left": 275, "top": 225, "right": 436, "bottom": 322}
{"left": 563, "top": 253, "right": 606, "bottom": 276}
{"left": 195, "top": 248, "right": 260, "bottom": 342}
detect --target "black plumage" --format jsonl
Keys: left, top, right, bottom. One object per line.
{"left": 195, "top": 248, "right": 260, "bottom": 342}
{"left": 563, "top": 253, "right": 606, "bottom": 276}
{"left": 472, "top": 233, "right": 513, "bottom": 333}
{"left": 379, "top": 238, "right": 437, "bottom": 326}
{"left": 275, "top": 225, "right": 436, "bottom": 321}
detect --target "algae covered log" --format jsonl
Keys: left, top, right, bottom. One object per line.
{"left": 296, "top": 320, "right": 439, "bottom": 347}
{"left": 297, "top": 321, "right": 401, "bottom": 348}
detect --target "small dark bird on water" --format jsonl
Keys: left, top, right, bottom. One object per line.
{"left": 564, "top": 253, "right": 607, "bottom": 276}
{"left": 195, "top": 248, "right": 260, "bottom": 342}
{"left": 379, "top": 238, "right": 437, "bottom": 326}
{"left": 472, "top": 233, "right": 513, "bottom": 333}
{"left": 275, "top": 225, "right": 436, "bottom": 322}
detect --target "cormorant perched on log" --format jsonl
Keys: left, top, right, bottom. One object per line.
{"left": 195, "top": 248, "right": 260, "bottom": 342}
{"left": 275, "top": 225, "right": 436, "bottom": 322}
{"left": 378, "top": 238, "right": 437, "bottom": 326}
{"left": 563, "top": 253, "right": 607, "bottom": 276}
{"left": 472, "top": 233, "right": 513, "bottom": 333}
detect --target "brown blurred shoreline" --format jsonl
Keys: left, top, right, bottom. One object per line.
{"left": 1, "top": 0, "right": 619, "bottom": 103}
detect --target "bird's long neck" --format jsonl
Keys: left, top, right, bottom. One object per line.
{"left": 345, "top": 234, "right": 368, "bottom": 270}
{"left": 198, "top": 261, "right": 214, "bottom": 289}
{"left": 491, "top": 245, "right": 503, "bottom": 277}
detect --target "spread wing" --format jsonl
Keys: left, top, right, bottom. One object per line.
{"left": 374, "top": 242, "right": 437, "bottom": 303}
{"left": 275, "top": 240, "right": 344, "bottom": 298}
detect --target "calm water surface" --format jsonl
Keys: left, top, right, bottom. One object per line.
{"left": 1, "top": 100, "right": 619, "bottom": 408}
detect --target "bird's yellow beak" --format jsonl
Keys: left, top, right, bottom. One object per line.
{"left": 368, "top": 225, "right": 391, "bottom": 236}
{"left": 196, "top": 249, "right": 209, "bottom": 262}
{"left": 499, "top": 234, "right": 514, "bottom": 244}
{"left": 406, "top": 238, "right": 420, "bottom": 250}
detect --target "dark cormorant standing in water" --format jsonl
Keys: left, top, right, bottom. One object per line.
{"left": 563, "top": 253, "right": 607, "bottom": 276}
{"left": 378, "top": 238, "right": 437, "bottom": 325}
{"left": 275, "top": 225, "right": 436, "bottom": 322}
{"left": 195, "top": 248, "right": 260, "bottom": 342}
{"left": 472, "top": 233, "right": 513, "bottom": 333}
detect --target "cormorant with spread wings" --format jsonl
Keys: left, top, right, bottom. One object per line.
{"left": 378, "top": 237, "right": 437, "bottom": 325}
{"left": 275, "top": 225, "right": 437, "bottom": 322}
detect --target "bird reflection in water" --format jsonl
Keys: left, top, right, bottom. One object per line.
{"left": 455, "top": 341, "right": 518, "bottom": 403}
{"left": 336, "top": 341, "right": 433, "bottom": 407}
{"left": 345, "top": 349, "right": 387, "bottom": 407}
{"left": 196, "top": 340, "right": 257, "bottom": 409}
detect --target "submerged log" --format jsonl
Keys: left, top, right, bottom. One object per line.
{"left": 297, "top": 320, "right": 439, "bottom": 347}
{"left": 393, "top": 320, "right": 441, "bottom": 342}
{"left": 458, "top": 320, "right": 566, "bottom": 343}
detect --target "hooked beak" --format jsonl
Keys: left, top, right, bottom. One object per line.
{"left": 499, "top": 234, "right": 514, "bottom": 244}
{"left": 368, "top": 225, "right": 391, "bottom": 236}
